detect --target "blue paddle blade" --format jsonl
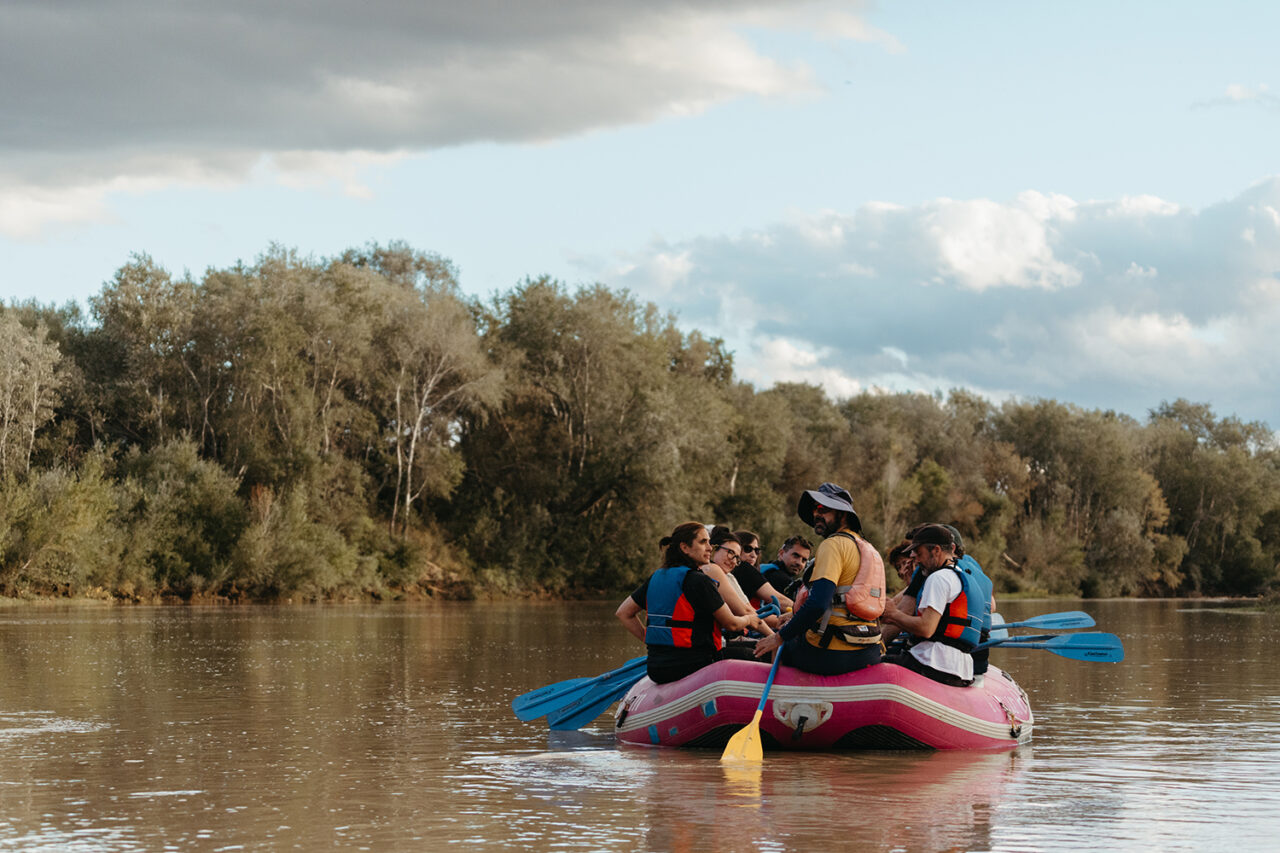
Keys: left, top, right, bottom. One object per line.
{"left": 983, "top": 632, "right": 1124, "bottom": 662}
{"left": 1000, "top": 611, "right": 1096, "bottom": 631}
{"left": 547, "top": 667, "right": 648, "bottom": 730}
{"left": 511, "top": 677, "right": 594, "bottom": 721}
{"left": 512, "top": 656, "right": 647, "bottom": 723}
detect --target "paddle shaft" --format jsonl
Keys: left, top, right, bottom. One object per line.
{"left": 757, "top": 646, "right": 784, "bottom": 712}
{"left": 512, "top": 655, "right": 647, "bottom": 722}
{"left": 720, "top": 646, "right": 784, "bottom": 762}
{"left": 998, "top": 611, "right": 1095, "bottom": 631}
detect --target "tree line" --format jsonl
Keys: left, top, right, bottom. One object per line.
{"left": 2, "top": 243, "right": 1278, "bottom": 601}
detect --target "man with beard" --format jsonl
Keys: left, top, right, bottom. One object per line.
{"left": 753, "top": 483, "right": 882, "bottom": 674}
{"left": 880, "top": 524, "right": 980, "bottom": 687}
{"left": 758, "top": 535, "right": 812, "bottom": 602}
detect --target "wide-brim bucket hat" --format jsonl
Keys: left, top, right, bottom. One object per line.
{"left": 797, "top": 482, "right": 862, "bottom": 533}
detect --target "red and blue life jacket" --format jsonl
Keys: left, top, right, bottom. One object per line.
{"left": 927, "top": 564, "right": 984, "bottom": 652}
{"left": 644, "top": 566, "right": 723, "bottom": 651}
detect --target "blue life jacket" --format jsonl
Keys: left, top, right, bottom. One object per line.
{"left": 927, "top": 563, "right": 984, "bottom": 652}
{"left": 644, "top": 566, "right": 719, "bottom": 650}
{"left": 957, "top": 554, "right": 994, "bottom": 673}
{"left": 958, "top": 554, "right": 993, "bottom": 633}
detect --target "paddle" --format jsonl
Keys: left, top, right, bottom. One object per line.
{"left": 720, "top": 647, "right": 783, "bottom": 762}
{"left": 977, "top": 631, "right": 1124, "bottom": 662}
{"left": 511, "top": 676, "right": 594, "bottom": 720}
{"left": 755, "top": 602, "right": 781, "bottom": 620}
{"left": 547, "top": 663, "right": 650, "bottom": 730}
{"left": 512, "top": 656, "right": 646, "bottom": 722}
{"left": 548, "top": 595, "right": 791, "bottom": 730}
{"left": 998, "top": 611, "right": 1095, "bottom": 631}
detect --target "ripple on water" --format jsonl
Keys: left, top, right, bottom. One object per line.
{"left": 0, "top": 711, "right": 109, "bottom": 741}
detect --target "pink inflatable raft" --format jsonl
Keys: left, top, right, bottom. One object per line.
{"left": 613, "top": 658, "right": 1033, "bottom": 750}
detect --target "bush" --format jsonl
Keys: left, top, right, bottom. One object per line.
{"left": 0, "top": 450, "right": 121, "bottom": 595}
{"left": 234, "top": 486, "right": 371, "bottom": 598}
{"left": 116, "top": 439, "right": 247, "bottom": 596}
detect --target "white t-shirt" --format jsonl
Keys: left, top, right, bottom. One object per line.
{"left": 909, "top": 568, "right": 974, "bottom": 681}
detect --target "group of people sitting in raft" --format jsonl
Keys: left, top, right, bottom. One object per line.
{"left": 616, "top": 482, "right": 996, "bottom": 689}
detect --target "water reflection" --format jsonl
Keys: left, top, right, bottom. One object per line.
{"left": 637, "top": 750, "right": 1022, "bottom": 852}
{"left": 481, "top": 740, "right": 1025, "bottom": 851}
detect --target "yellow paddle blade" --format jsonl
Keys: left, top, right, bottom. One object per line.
{"left": 721, "top": 763, "right": 763, "bottom": 806}
{"left": 720, "top": 709, "right": 765, "bottom": 762}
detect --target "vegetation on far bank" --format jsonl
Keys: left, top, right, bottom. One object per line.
{"left": 3, "top": 243, "right": 1279, "bottom": 603}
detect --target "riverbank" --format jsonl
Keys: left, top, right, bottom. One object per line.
{"left": 2, "top": 584, "right": 1263, "bottom": 608}
{"left": 0, "top": 575, "right": 627, "bottom": 606}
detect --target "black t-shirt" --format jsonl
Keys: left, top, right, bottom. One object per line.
{"left": 759, "top": 563, "right": 792, "bottom": 594}
{"left": 904, "top": 567, "right": 926, "bottom": 600}
{"left": 731, "top": 563, "right": 770, "bottom": 600}
{"left": 631, "top": 567, "right": 725, "bottom": 679}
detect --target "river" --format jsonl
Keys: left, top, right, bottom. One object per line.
{"left": 1, "top": 599, "right": 1277, "bottom": 851}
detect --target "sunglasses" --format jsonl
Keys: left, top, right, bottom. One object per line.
{"left": 741, "top": 545, "right": 760, "bottom": 554}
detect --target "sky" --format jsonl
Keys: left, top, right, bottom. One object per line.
{"left": 3, "top": 1, "right": 1279, "bottom": 426}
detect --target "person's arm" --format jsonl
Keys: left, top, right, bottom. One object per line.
{"left": 615, "top": 596, "right": 646, "bottom": 642}
{"left": 753, "top": 577, "right": 833, "bottom": 658}
{"left": 881, "top": 594, "right": 917, "bottom": 641}
{"left": 700, "top": 563, "right": 755, "bottom": 616}
{"left": 881, "top": 597, "right": 941, "bottom": 638}
{"left": 751, "top": 581, "right": 793, "bottom": 612}
{"left": 782, "top": 578, "right": 833, "bottom": 639}
{"left": 712, "top": 603, "right": 771, "bottom": 637}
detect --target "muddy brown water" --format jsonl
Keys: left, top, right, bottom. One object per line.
{"left": 1, "top": 599, "right": 1278, "bottom": 851}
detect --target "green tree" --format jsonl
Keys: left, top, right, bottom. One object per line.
{"left": 455, "top": 279, "right": 725, "bottom": 590}
{"left": 0, "top": 312, "right": 63, "bottom": 480}
{"left": 713, "top": 382, "right": 792, "bottom": 542}
{"left": 88, "top": 255, "right": 198, "bottom": 447}
{"left": 1146, "top": 400, "right": 1280, "bottom": 595}
{"left": 994, "top": 400, "right": 1175, "bottom": 595}
{"left": 371, "top": 277, "right": 503, "bottom": 535}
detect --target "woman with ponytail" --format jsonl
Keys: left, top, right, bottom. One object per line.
{"left": 616, "top": 522, "right": 773, "bottom": 684}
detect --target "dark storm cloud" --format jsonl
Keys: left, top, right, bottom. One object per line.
{"left": 2, "top": 1, "right": 822, "bottom": 172}
{"left": 2, "top": 0, "right": 877, "bottom": 235}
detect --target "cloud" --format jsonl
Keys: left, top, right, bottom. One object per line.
{"left": 739, "top": 337, "right": 863, "bottom": 398}
{"left": 587, "top": 177, "right": 1280, "bottom": 427}
{"left": 925, "top": 193, "right": 1082, "bottom": 292}
{"left": 0, "top": 153, "right": 258, "bottom": 239}
{"left": 269, "top": 150, "right": 408, "bottom": 199}
{"left": 1192, "top": 83, "right": 1280, "bottom": 111}
{"left": 1, "top": 0, "right": 888, "bottom": 236}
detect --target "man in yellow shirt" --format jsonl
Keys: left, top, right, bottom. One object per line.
{"left": 753, "top": 483, "right": 882, "bottom": 674}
